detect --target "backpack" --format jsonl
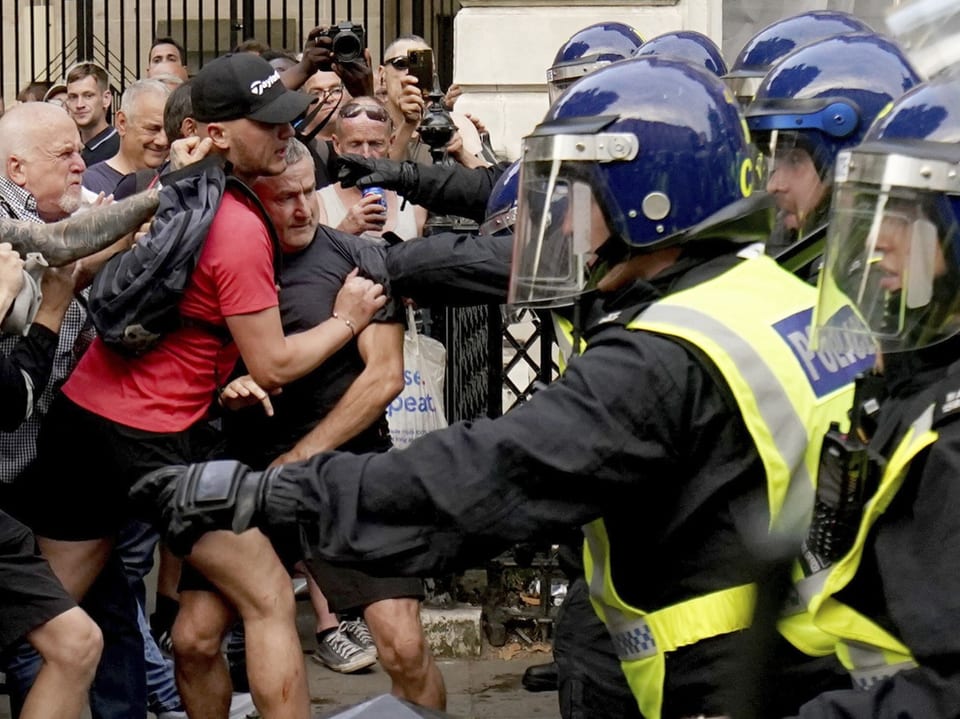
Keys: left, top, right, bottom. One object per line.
{"left": 88, "top": 158, "right": 281, "bottom": 356}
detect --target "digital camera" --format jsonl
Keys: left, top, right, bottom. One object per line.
{"left": 319, "top": 22, "right": 365, "bottom": 63}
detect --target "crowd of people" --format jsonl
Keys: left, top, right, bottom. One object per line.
{"left": 1, "top": 7, "right": 960, "bottom": 719}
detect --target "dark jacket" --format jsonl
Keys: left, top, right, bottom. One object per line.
{"left": 795, "top": 339, "right": 960, "bottom": 718}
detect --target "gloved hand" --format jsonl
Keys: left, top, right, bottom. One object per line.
{"left": 336, "top": 154, "right": 420, "bottom": 193}
{"left": 129, "top": 460, "right": 281, "bottom": 556}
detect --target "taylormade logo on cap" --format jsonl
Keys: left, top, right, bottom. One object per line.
{"left": 250, "top": 71, "right": 282, "bottom": 96}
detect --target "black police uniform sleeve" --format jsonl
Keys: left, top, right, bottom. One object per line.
{"left": 793, "top": 422, "right": 960, "bottom": 718}
{"left": 253, "top": 322, "right": 759, "bottom": 580}
{"left": 338, "top": 155, "right": 504, "bottom": 223}
{"left": 0, "top": 324, "right": 58, "bottom": 431}
{"left": 385, "top": 231, "right": 512, "bottom": 307}
{"left": 404, "top": 162, "right": 505, "bottom": 223}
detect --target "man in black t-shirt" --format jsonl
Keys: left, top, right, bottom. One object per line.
{"left": 218, "top": 138, "right": 446, "bottom": 708}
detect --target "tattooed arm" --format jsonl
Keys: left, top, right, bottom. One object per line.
{"left": 2, "top": 189, "right": 160, "bottom": 266}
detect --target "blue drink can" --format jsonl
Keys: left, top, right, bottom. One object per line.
{"left": 362, "top": 186, "right": 387, "bottom": 212}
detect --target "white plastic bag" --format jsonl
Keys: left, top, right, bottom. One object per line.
{"left": 387, "top": 307, "right": 447, "bottom": 449}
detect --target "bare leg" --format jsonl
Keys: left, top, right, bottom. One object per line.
{"left": 187, "top": 529, "right": 309, "bottom": 719}
{"left": 364, "top": 598, "right": 446, "bottom": 709}
{"left": 157, "top": 545, "right": 182, "bottom": 600}
{"left": 295, "top": 562, "right": 338, "bottom": 634}
{"left": 35, "top": 537, "right": 113, "bottom": 601}
{"left": 173, "top": 589, "right": 234, "bottom": 719}
{"left": 21, "top": 606, "right": 103, "bottom": 719}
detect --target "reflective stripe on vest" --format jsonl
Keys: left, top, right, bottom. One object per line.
{"left": 582, "top": 256, "right": 867, "bottom": 718}
{"left": 805, "top": 405, "right": 936, "bottom": 687}
{"left": 552, "top": 314, "right": 581, "bottom": 371}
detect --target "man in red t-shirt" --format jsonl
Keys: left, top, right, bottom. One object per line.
{"left": 21, "top": 53, "right": 386, "bottom": 719}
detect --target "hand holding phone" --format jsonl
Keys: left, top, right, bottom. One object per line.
{"left": 406, "top": 48, "right": 434, "bottom": 93}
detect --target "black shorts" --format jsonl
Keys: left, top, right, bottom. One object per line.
{"left": 303, "top": 557, "right": 424, "bottom": 615}
{"left": 13, "top": 394, "right": 224, "bottom": 541}
{"left": 177, "top": 531, "right": 424, "bottom": 615}
{"left": 0, "top": 510, "right": 76, "bottom": 654}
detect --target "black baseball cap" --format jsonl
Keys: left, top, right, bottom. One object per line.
{"left": 191, "top": 52, "right": 312, "bottom": 124}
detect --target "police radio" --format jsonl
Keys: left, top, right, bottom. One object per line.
{"left": 799, "top": 372, "right": 883, "bottom": 575}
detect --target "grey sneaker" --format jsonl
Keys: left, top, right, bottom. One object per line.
{"left": 340, "top": 618, "right": 377, "bottom": 659}
{"left": 312, "top": 629, "right": 377, "bottom": 673}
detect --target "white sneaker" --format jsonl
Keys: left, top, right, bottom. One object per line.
{"left": 229, "top": 691, "right": 260, "bottom": 719}
{"left": 156, "top": 693, "right": 256, "bottom": 719}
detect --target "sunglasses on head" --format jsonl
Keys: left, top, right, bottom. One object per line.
{"left": 340, "top": 102, "right": 391, "bottom": 123}
{"left": 384, "top": 56, "right": 410, "bottom": 71}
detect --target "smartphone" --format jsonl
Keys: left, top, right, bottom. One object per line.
{"left": 406, "top": 48, "right": 434, "bottom": 92}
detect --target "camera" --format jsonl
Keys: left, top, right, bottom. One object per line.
{"left": 318, "top": 22, "right": 365, "bottom": 63}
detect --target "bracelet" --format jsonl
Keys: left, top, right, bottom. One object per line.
{"left": 332, "top": 311, "right": 356, "bottom": 337}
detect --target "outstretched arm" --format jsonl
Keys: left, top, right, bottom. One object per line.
{"left": 2, "top": 190, "right": 159, "bottom": 266}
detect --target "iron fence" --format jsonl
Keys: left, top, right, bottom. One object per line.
{"left": 0, "top": 0, "right": 461, "bottom": 104}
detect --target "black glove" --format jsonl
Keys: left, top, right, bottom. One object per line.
{"left": 336, "top": 154, "right": 420, "bottom": 193}
{"left": 129, "top": 460, "right": 281, "bottom": 557}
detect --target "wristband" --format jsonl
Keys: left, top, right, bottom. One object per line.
{"left": 332, "top": 311, "right": 356, "bottom": 337}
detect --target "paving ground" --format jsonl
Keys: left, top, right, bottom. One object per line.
{"left": 308, "top": 653, "right": 560, "bottom": 718}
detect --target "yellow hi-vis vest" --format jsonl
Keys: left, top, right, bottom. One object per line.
{"left": 799, "top": 408, "right": 932, "bottom": 690}
{"left": 582, "top": 255, "right": 872, "bottom": 719}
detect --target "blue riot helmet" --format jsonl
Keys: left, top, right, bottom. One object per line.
{"left": 511, "top": 56, "right": 764, "bottom": 308}
{"left": 480, "top": 161, "right": 521, "bottom": 236}
{"left": 724, "top": 10, "right": 873, "bottom": 105}
{"left": 546, "top": 22, "right": 644, "bottom": 103}
{"left": 632, "top": 30, "right": 727, "bottom": 77}
{"left": 816, "top": 78, "right": 960, "bottom": 355}
{"left": 746, "top": 33, "right": 921, "bottom": 250}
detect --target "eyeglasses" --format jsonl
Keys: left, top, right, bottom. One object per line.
{"left": 340, "top": 102, "right": 391, "bottom": 123}
{"left": 383, "top": 56, "right": 410, "bottom": 71}
{"left": 314, "top": 84, "right": 344, "bottom": 104}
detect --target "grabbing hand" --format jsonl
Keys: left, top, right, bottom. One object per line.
{"left": 336, "top": 154, "right": 419, "bottom": 192}
{"left": 331, "top": 267, "right": 387, "bottom": 335}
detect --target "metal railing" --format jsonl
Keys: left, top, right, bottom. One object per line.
{"left": 0, "top": 0, "right": 461, "bottom": 102}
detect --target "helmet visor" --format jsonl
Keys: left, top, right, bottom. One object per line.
{"left": 723, "top": 74, "right": 763, "bottom": 106}
{"left": 816, "top": 179, "right": 960, "bottom": 354}
{"left": 509, "top": 161, "right": 597, "bottom": 308}
{"left": 546, "top": 59, "right": 609, "bottom": 104}
{"left": 509, "top": 127, "right": 636, "bottom": 308}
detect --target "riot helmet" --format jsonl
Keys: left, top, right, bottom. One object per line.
{"left": 546, "top": 22, "right": 644, "bottom": 103}
{"left": 746, "top": 33, "right": 921, "bottom": 247}
{"left": 480, "top": 161, "right": 521, "bottom": 236}
{"left": 724, "top": 10, "right": 873, "bottom": 105}
{"left": 511, "top": 56, "right": 763, "bottom": 308}
{"left": 632, "top": 30, "right": 727, "bottom": 77}
{"left": 816, "top": 78, "right": 960, "bottom": 355}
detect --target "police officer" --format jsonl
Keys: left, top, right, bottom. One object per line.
{"left": 744, "top": 33, "right": 921, "bottom": 275}
{"left": 133, "top": 56, "right": 863, "bottom": 718}
{"left": 788, "top": 76, "right": 960, "bottom": 718}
